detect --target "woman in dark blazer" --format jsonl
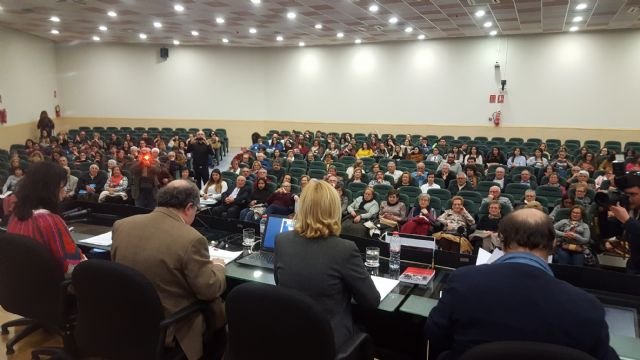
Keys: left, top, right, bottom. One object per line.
{"left": 274, "top": 180, "right": 380, "bottom": 349}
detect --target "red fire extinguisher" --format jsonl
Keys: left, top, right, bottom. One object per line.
{"left": 492, "top": 110, "right": 501, "bottom": 127}
{"left": 55, "top": 105, "right": 61, "bottom": 118}
{"left": 0, "top": 108, "right": 6, "bottom": 124}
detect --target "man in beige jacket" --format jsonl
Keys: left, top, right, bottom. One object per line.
{"left": 112, "top": 180, "right": 226, "bottom": 360}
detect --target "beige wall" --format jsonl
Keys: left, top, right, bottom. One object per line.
{"left": 57, "top": 117, "right": 640, "bottom": 148}
{"left": 0, "top": 122, "right": 38, "bottom": 149}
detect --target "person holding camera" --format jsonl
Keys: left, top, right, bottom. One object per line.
{"left": 599, "top": 173, "right": 640, "bottom": 274}
{"left": 187, "top": 130, "right": 214, "bottom": 189}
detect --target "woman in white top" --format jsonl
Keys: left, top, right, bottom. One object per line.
{"left": 464, "top": 146, "right": 484, "bottom": 166}
{"left": 201, "top": 169, "right": 228, "bottom": 204}
{"left": 506, "top": 147, "right": 527, "bottom": 168}
{"left": 420, "top": 173, "right": 441, "bottom": 193}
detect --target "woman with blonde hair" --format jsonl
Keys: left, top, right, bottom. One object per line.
{"left": 274, "top": 180, "right": 379, "bottom": 349}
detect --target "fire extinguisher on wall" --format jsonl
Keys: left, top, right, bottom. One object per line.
{"left": 0, "top": 97, "right": 6, "bottom": 124}
{"left": 492, "top": 110, "right": 501, "bottom": 127}
{"left": 55, "top": 105, "right": 61, "bottom": 118}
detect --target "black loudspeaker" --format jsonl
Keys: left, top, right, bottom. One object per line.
{"left": 160, "top": 47, "right": 169, "bottom": 60}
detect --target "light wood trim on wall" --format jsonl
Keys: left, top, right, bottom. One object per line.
{"left": 0, "top": 122, "right": 38, "bottom": 149}
{"left": 54, "top": 117, "right": 640, "bottom": 148}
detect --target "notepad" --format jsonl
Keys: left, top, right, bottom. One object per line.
{"left": 370, "top": 275, "right": 399, "bottom": 301}
{"left": 208, "top": 247, "right": 243, "bottom": 264}
{"left": 78, "top": 231, "right": 113, "bottom": 246}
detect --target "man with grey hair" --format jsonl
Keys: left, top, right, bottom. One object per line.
{"left": 385, "top": 161, "right": 403, "bottom": 182}
{"left": 481, "top": 185, "right": 514, "bottom": 212}
{"left": 112, "top": 180, "right": 227, "bottom": 360}
{"left": 75, "top": 163, "right": 107, "bottom": 202}
{"left": 515, "top": 189, "right": 538, "bottom": 210}
{"left": 491, "top": 167, "right": 510, "bottom": 190}
{"left": 437, "top": 153, "right": 463, "bottom": 174}
{"left": 447, "top": 173, "right": 472, "bottom": 196}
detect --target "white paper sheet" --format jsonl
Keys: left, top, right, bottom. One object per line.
{"left": 208, "top": 247, "right": 243, "bottom": 264}
{"left": 476, "top": 248, "right": 492, "bottom": 265}
{"left": 370, "top": 275, "right": 399, "bottom": 301}
{"left": 78, "top": 231, "right": 113, "bottom": 246}
{"left": 487, "top": 248, "right": 505, "bottom": 264}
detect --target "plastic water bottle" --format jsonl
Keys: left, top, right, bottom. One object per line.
{"left": 259, "top": 215, "right": 268, "bottom": 239}
{"left": 389, "top": 231, "right": 401, "bottom": 271}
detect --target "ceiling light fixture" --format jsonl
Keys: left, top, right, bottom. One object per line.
{"left": 405, "top": 26, "right": 413, "bottom": 33}
{"left": 107, "top": 11, "right": 117, "bottom": 17}
{"left": 251, "top": 0, "right": 261, "bottom": 4}
{"left": 50, "top": 29, "right": 60, "bottom": 35}
{"left": 483, "top": 21, "right": 493, "bottom": 28}
{"left": 191, "top": 30, "right": 199, "bottom": 36}
{"left": 569, "top": 26, "right": 579, "bottom": 32}
{"left": 299, "top": 41, "right": 305, "bottom": 47}
{"left": 276, "top": 35, "right": 284, "bottom": 41}
{"left": 153, "top": 22, "right": 162, "bottom": 28}
{"left": 337, "top": 32, "right": 344, "bottom": 38}
{"left": 369, "top": 4, "right": 379, "bottom": 12}
{"left": 389, "top": 17, "right": 398, "bottom": 24}
{"left": 489, "top": 30, "right": 498, "bottom": 36}
{"left": 475, "top": 10, "right": 486, "bottom": 17}
{"left": 249, "top": 27, "right": 257, "bottom": 34}
{"left": 216, "top": 17, "right": 225, "bottom": 24}
{"left": 354, "top": 38, "right": 362, "bottom": 44}
{"left": 287, "top": 12, "right": 296, "bottom": 19}
{"left": 139, "top": 33, "right": 147, "bottom": 39}
{"left": 92, "top": 36, "right": 100, "bottom": 41}
{"left": 99, "top": 25, "right": 108, "bottom": 31}
{"left": 173, "top": 40, "right": 180, "bottom": 45}
{"left": 315, "top": 23, "right": 323, "bottom": 29}
{"left": 417, "top": 34, "right": 426, "bottom": 40}
{"left": 50, "top": 16, "right": 60, "bottom": 22}
{"left": 572, "top": 16, "right": 583, "bottom": 22}
{"left": 576, "top": 3, "right": 588, "bottom": 10}
{"left": 174, "top": 4, "right": 185, "bottom": 12}
{"left": 222, "top": 38, "right": 229, "bottom": 43}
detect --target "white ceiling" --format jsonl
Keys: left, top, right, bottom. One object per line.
{"left": 0, "top": 0, "right": 639, "bottom": 47}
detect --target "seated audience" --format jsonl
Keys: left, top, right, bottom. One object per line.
{"left": 368, "top": 170, "right": 391, "bottom": 187}
{"left": 506, "top": 147, "right": 527, "bottom": 168}
{"left": 274, "top": 180, "right": 379, "bottom": 350}
{"left": 7, "top": 162, "right": 85, "bottom": 277}
{"left": 378, "top": 189, "right": 407, "bottom": 230}
{"left": 554, "top": 205, "right": 591, "bottom": 267}
{"left": 447, "top": 173, "right": 472, "bottom": 196}
{"left": 515, "top": 189, "right": 538, "bottom": 210}
{"left": 265, "top": 182, "right": 296, "bottom": 216}
{"left": 490, "top": 167, "right": 510, "bottom": 190}
{"left": 63, "top": 166, "right": 78, "bottom": 199}
{"left": 347, "top": 167, "right": 366, "bottom": 185}
{"left": 239, "top": 178, "right": 272, "bottom": 222}
{"left": 342, "top": 187, "right": 380, "bottom": 238}
{"left": 434, "top": 196, "right": 475, "bottom": 253}
{"left": 426, "top": 147, "right": 443, "bottom": 163}
{"left": 435, "top": 164, "right": 454, "bottom": 189}
{"left": 527, "top": 148, "right": 549, "bottom": 170}
{"left": 437, "top": 153, "right": 463, "bottom": 174}
{"left": 211, "top": 176, "right": 252, "bottom": 219}
{"left": 401, "top": 194, "right": 439, "bottom": 236}
{"left": 98, "top": 166, "right": 129, "bottom": 203}
{"left": 516, "top": 169, "right": 537, "bottom": 189}
{"left": 355, "top": 142, "right": 374, "bottom": 159}
{"left": 2, "top": 166, "right": 23, "bottom": 194}
{"left": 485, "top": 147, "right": 506, "bottom": 167}
{"left": 395, "top": 171, "right": 417, "bottom": 188}
{"left": 470, "top": 200, "right": 502, "bottom": 251}
{"left": 411, "top": 162, "right": 428, "bottom": 187}
{"left": 76, "top": 164, "right": 107, "bottom": 202}
{"left": 481, "top": 186, "right": 514, "bottom": 212}
{"left": 465, "top": 166, "right": 481, "bottom": 189}
{"left": 406, "top": 146, "right": 424, "bottom": 162}
{"left": 385, "top": 161, "right": 403, "bottom": 182}
{"left": 201, "top": 169, "right": 228, "bottom": 205}
{"left": 420, "top": 173, "right": 441, "bottom": 193}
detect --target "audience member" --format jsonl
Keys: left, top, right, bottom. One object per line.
{"left": 554, "top": 205, "right": 591, "bottom": 266}
{"left": 395, "top": 171, "right": 417, "bottom": 188}
{"left": 385, "top": 161, "right": 403, "bottom": 182}
{"left": 434, "top": 196, "right": 475, "bottom": 253}
{"left": 481, "top": 186, "right": 514, "bottom": 212}
{"left": 420, "top": 173, "right": 441, "bottom": 193}
{"left": 517, "top": 169, "right": 537, "bottom": 189}
{"left": 506, "top": 147, "right": 527, "bottom": 168}
{"left": 187, "top": 130, "right": 214, "bottom": 189}
{"left": 239, "top": 178, "right": 271, "bottom": 222}
{"left": 76, "top": 164, "right": 107, "bottom": 202}
{"left": 201, "top": 169, "right": 228, "bottom": 205}
{"left": 211, "top": 176, "right": 251, "bottom": 219}
{"left": 98, "top": 166, "right": 129, "bottom": 203}
{"left": 471, "top": 200, "right": 502, "bottom": 251}
{"left": 342, "top": 187, "right": 380, "bottom": 238}
{"left": 378, "top": 189, "right": 407, "bottom": 230}
{"left": 447, "top": 173, "right": 472, "bottom": 196}
{"left": 411, "top": 162, "right": 428, "bottom": 186}
{"left": 1, "top": 166, "right": 23, "bottom": 194}
{"left": 436, "top": 163, "right": 454, "bottom": 189}
{"left": 368, "top": 170, "right": 391, "bottom": 187}
{"left": 437, "top": 153, "right": 463, "bottom": 174}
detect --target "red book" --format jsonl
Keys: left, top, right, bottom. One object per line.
{"left": 399, "top": 267, "right": 436, "bottom": 285}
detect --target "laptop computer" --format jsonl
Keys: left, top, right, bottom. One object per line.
{"left": 235, "top": 215, "right": 295, "bottom": 269}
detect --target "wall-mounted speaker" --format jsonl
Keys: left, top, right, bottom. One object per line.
{"left": 160, "top": 47, "right": 169, "bottom": 60}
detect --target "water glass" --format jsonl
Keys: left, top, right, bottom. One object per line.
{"left": 365, "top": 247, "right": 380, "bottom": 268}
{"left": 242, "top": 228, "right": 255, "bottom": 252}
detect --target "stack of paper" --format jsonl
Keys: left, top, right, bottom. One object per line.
{"left": 208, "top": 247, "right": 243, "bottom": 264}
{"left": 78, "top": 231, "right": 113, "bottom": 247}
{"left": 370, "top": 275, "right": 399, "bottom": 301}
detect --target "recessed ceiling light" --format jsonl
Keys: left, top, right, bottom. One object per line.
{"left": 249, "top": 27, "right": 257, "bottom": 34}
{"left": 489, "top": 30, "right": 498, "bottom": 36}
{"left": 50, "top": 16, "right": 60, "bottom": 22}
{"left": 569, "top": 26, "right": 579, "bottom": 32}
{"left": 107, "top": 11, "right": 117, "bottom": 17}
{"left": 153, "top": 22, "right": 162, "bottom": 28}
{"left": 483, "top": 21, "right": 493, "bottom": 28}
{"left": 298, "top": 41, "right": 305, "bottom": 47}
{"left": 216, "top": 17, "right": 225, "bottom": 24}
{"left": 222, "top": 38, "right": 229, "bottom": 43}
{"left": 315, "top": 23, "right": 323, "bottom": 29}
{"left": 173, "top": 39, "right": 180, "bottom": 45}
{"left": 475, "top": 10, "right": 486, "bottom": 17}
{"left": 250, "top": 0, "right": 261, "bottom": 4}
{"left": 354, "top": 39, "right": 362, "bottom": 44}
{"left": 389, "top": 17, "right": 398, "bottom": 24}
{"left": 576, "top": 3, "right": 588, "bottom": 10}
{"left": 369, "top": 4, "right": 379, "bottom": 12}
{"left": 337, "top": 32, "right": 344, "bottom": 38}
{"left": 287, "top": 12, "right": 296, "bottom": 19}
{"left": 572, "top": 16, "right": 584, "bottom": 22}
{"left": 92, "top": 36, "right": 100, "bottom": 41}
{"left": 50, "top": 29, "right": 60, "bottom": 35}
{"left": 417, "top": 34, "right": 426, "bottom": 40}
{"left": 191, "top": 30, "right": 199, "bottom": 36}
{"left": 405, "top": 26, "right": 413, "bottom": 33}
{"left": 98, "top": 25, "right": 108, "bottom": 31}
{"left": 0, "top": 6, "right": 4, "bottom": 11}
{"left": 276, "top": 35, "right": 284, "bottom": 41}
{"left": 139, "top": 33, "right": 148, "bottom": 39}
{"left": 174, "top": 4, "right": 185, "bottom": 12}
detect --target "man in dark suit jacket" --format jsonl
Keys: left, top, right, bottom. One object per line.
{"left": 210, "top": 175, "right": 251, "bottom": 219}
{"left": 447, "top": 173, "right": 473, "bottom": 196}
{"left": 426, "top": 209, "right": 619, "bottom": 360}
{"left": 489, "top": 166, "right": 511, "bottom": 191}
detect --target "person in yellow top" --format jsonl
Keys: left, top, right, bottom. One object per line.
{"left": 355, "top": 142, "right": 374, "bottom": 159}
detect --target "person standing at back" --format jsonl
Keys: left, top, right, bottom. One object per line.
{"left": 187, "top": 130, "right": 214, "bottom": 189}
{"left": 274, "top": 180, "right": 380, "bottom": 350}
{"left": 425, "top": 208, "right": 619, "bottom": 360}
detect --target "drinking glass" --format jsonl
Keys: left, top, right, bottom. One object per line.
{"left": 242, "top": 228, "right": 256, "bottom": 253}
{"left": 365, "top": 247, "right": 380, "bottom": 268}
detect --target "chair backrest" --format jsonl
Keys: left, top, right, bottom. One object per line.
{"left": 398, "top": 186, "right": 421, "bottom": 199}
{"left": 459, "top": 341, "right": 597, "bottom": 360}
{"left": 72, "top": 260, "right": 166, "bottom": 360}
{"left": 226, "top": 282, "right": 336, "bottom": 360}
{"left": 0, "top": 233, "right": 65, "bottom": 327}
{"left": 348, "top": 182, "right": 368, "bottom": 193}
{"left": 457, "top": 190, "right": 483, "bottom": 204}
{"left": 427, "top": 188, "right": 452, "bottom": 202}
{"left": 308, "top": 168, "right": 327, "bottom": 179}
{"left": 287, "top": 167, "right": 307, "bottom": 178}
{"left": 505, "top": 183, "right": 531, "bottom": 196}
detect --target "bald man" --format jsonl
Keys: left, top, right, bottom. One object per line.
{"left": 426, "top": 209, "right": 618, "bottom": 360}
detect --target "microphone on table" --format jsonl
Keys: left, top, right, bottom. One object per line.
{"left": 61, "top": 207, "right": 83, "bottom": 218}
{"left": 63, "top": 208, "right": 92, "bottom": 220}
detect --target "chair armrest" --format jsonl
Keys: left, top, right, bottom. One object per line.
{"left": 335, "top": 332, "right": 373, "bottom": 360}
{"left": 159, "top": 300, "right": 210, "bottom": 331}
